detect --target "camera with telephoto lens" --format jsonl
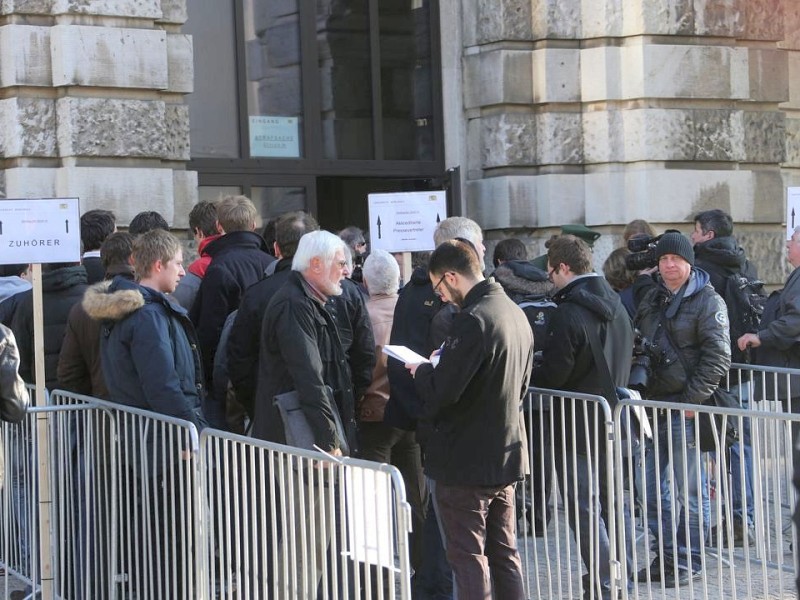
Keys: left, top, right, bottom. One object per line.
{"left": 624, "top": 228, "right": 681, "bottom": 272}
{"left": 624, "top": 234, "right": 662, "bottom": 271}
{"left": 628, "top": 330, "right": 662, "bottom": 392}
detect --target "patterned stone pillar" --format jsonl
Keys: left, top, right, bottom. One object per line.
{"left": 0, "top": 0, "right": 196, "bottom": 229}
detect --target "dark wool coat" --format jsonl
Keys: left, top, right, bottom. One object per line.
{"left": 252, "top": 271, "right": 357, "bottom": 453}
{"left": 413, "top": 279, "right": 532, "bottom": 487}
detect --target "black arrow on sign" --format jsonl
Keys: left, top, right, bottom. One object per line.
{"left": 0, "top": 221, "right": 3, "bottom": 235}
{"left": 377, "top": 215, "right": 382, "bottom": 239}
{"left": 436, "top": 212, "right": 441, "bottom": 224}
{"left": 65, "top": 219, "right": 69, "bottom": 233}
{"left": 793, "top": 208, "right": 796, "bottom": 229}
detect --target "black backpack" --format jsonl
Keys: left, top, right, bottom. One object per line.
{"left": 719, "top": 272, "right": 767, "bottom": 363}
{"left": 517, "top": 296, "right": 557, "bottom": 354}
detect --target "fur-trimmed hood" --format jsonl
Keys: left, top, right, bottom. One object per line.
{"left": 492, "top": 260, "right": 555, "bottom": 302}
{"left": 83, "top": 279, "right": 146, "bottom": 322}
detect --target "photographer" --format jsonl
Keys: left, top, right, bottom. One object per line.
{"left": 634, "top": 232, "right": 730, "bottom": 587}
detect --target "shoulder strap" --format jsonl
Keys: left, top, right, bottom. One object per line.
{"left": 658, "top": 306, "right": 693, "bottom": 377}
{"left": 575, "top": 310, "right": 618, "bottom": 408}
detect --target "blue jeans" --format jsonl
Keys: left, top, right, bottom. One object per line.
{"left": 557, "top": 451, "right": 633, "bottom": 595}
{"left": 638, "top": 414, "right": 709, "bottom": 573}
{"left": 729, "top": 383, "right": 754, "bottom": 526}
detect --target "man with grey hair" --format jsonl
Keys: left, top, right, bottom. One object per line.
{"left": 253, "top": 229, "right": 355, "bottom": 451}
{"left": 386, "top": 215, "right": 485, "bottom": 598}
{"left": 360, "top": 249, "right": 426, "bottom": 575}
{"left": 252, "top": 230, "right": 355, "bottom": 597}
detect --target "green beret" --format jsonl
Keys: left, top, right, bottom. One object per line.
{"left": 561, "top": 224, "right": 601, "bottom": 245}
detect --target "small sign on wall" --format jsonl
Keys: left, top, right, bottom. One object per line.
{"left": 249, "top": 116, "right": 300, "bottom": 158}
{"left": 789, "top": 187, "right": 800, "bottom": 240}
{"left": 0, "top": 198, "right": 81, "bottom": 265}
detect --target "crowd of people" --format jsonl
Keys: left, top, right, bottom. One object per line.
{"left": 2, "top": 197, "right": 800, "bottom": 599}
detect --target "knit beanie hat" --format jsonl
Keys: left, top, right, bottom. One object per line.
{"left": 655, "top": 232, "right": 694, "bottom": 266}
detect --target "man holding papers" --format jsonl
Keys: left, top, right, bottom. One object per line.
{"left": 405, "top": 238, "right": 532, "bottom": 600}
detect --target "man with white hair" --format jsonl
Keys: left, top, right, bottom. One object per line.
{"left": 253, "top": 229, "right": 355, "bottom": 453}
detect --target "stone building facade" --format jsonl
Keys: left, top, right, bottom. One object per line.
{"left": 446, "top": 0, "right": 800, "bottom": 283}
{"left": 0, "top": 0, "right": 195, "bottom": 229}
{"left": 0, "top": 0, "right": 798, "bottom": 283}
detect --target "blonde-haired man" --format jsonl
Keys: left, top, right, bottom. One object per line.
{"left": 189, "top": 195, "right": 275, "bottom": 426}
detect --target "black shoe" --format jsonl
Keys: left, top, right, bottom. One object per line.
{"left": 709, "top": 520, "right": 754, "bottom": 547}
{"left": 663, "top": 568, "right": 702, "bottom": 588}
{"left": 636, "top": 557, "right": 672, "bottom": 582}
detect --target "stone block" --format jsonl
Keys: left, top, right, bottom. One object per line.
{"left": 780, "top": 0, "right": 800, "bottom": 50}
{"left": 463, "top": 50, "right": 533, "bottom": 109}
{"left": 623, "top": 0, "right": 694, "bottom": 36}
{"left": 167, "top": 33, "right": 193, "bottom": 94}
{"left": 536, "top": 112, "right": 583, "bottom": 165}
{"left": 57, "top": 97, "right": 166, "bottom": 158}
{"left": 623, "top": 109, "right": 695, "bottom": 162}
{"left": 480, "top": 114, "right": 537, "bottom": 169}
{"left": 692, "top": 0, "right": 744, "bottom": 37}
{"left": 582, "top": 109, "right": 624, "bottom": 163}
{"left": 783, "top": 51, "right": 800, "bottom": 109}
{"left": 0, "top": 97, "right": 56, "bottom": 157}
{"left": 254, "top": 0, "right": 297, "bottom": 34}
{"left": 533, "top": 48, "right": 580, "bottom": 103}
{"left": 465, "top": 174, "right": 585, "bottom": 229}
{"left": 158, "top": 0, "right": 186, "bottom": 24}
{"left": 580, "top": 46, "right": 623, "bottom": 102}
{"left": 165, "top": 104, "right": 190, "bottom": 160}
{"left": 743, "top": 111, "right": 786, "bottom": 163}
{"left": 172, "top": 169, "right": 197, "bottom": 229}
{"left": 3, "top": 167, "right": 57, "bottom": 198}
{"left": 0, "top": 0, "right": 54, "bottom": 14}
{"left": 581, "top": 0, "right": 624, "bottom": 38}
{"left": 739, "top": 229, "right": 787, "bottom": 286}
{"left": 748, "top": 49, "right": 789, "bottom": 102}
{"left": 637, "top": 45, "right": 748, "bottom": 100}
{"left": 466, "top": 117, "right": 482, "bottom": 177}
{"left": 786, "top": 118, "right": 800, "bottom": 168}
{"left": 583, "top": 167, "right": 778, "bottom": 226}
{"left": 692, "top": 109, "right": 745, "bottom": 161}
{"left": 531, "top": 0, "right": 580, "bottom": 40}
{"left": 474, "top": 0, "right": 532, "bottom": 44}
{"left": 52, "top": 0, "right": 161, "bottom": 18}
{"left": 50, "top": 25, "right": 168, "bottom": 89}
{"left": 743, "top": 0, "right": 784, "bottom": 41}
{"left": 0, "top": 25, "right": 51, "bottom": 87}
{"left": 55, "top": 166, "right": 174, "bottom": 225}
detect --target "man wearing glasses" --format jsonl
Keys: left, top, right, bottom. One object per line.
{"left": 406, "top": 238, "right": 532, "bottom": 600}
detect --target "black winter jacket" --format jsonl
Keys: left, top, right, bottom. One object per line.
{"left": 227, "top": 257, "right": 293, "bottom": 414}
{"left": 190, "top": 231, "right": 275, "bottom": 381}
{"left": 413, "top": 280, "right": 532, "bottom": 486}
{"left": 532, "top": 274, "right": 634, "bottom": 454}
{"left": 635, "top": 269, "right": 731, "bottom": 404}
{"left": 385, "top": 266, "right": 448, "bottom": 431}
{"left": 694, "top": 235, "right": 760, "bottom": 363}
{"left": 753, "top": 266, "right": 800, "bottom": 401}
{"left": 252, "top": 271, "right": 357, "bottom": 453}
{"left": 11, "top": 266, "right": 88, "bottom": 389}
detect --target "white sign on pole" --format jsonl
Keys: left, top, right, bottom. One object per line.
{"left": 788, "top": 187, "right": 800, "bottom": 240}
{"left": 0, "top": 198, "right": 81, "bottom": 265}
{"left": 368, "top": 191, "right": 447, "bottom": 253}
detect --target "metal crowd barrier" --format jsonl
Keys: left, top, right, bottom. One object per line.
{"left": 0, "top": 389, "right": 413, "bottom": 600}
{"left": 200, "top": 428, "right": 413, "bottom": 600}
{"left": 49, "top": 391, "right": 203, "bottom": 600}
{"left": 521, "top": 371, "right": 800, "bottom": 600}
{"left": 518, "top": 387, "right": 618, "bottom": 600}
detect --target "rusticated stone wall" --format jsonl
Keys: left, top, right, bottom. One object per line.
{"left": 0, "top": 0, "right": 196, "bottom": 228}
{"left": 452, "top": 0, "right": 800, "bottom": 282}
